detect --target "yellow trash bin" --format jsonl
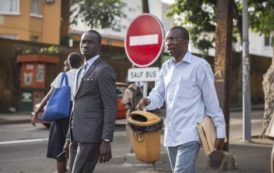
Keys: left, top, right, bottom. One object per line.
{"left": 128, "top": 111, "right": 162, "bottom": 163}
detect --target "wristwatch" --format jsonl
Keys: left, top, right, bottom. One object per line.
{"left": 103, "top": 139, "right": 111, "bottom": 142}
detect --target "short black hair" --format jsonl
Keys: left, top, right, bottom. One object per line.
{"left": 170, "top": 26, "right": 189, "bottom": 41}
{"left": 68, "top": 52, "right": 82, "bottom": 68}
{"left": 86, "top": 30, "right": 102, "bottom": 44}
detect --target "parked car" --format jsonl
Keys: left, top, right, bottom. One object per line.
{"left": 32, "top": 82, "right": 128, "bottom": 127}
{"left": 115, "top": 82, "right": 128, "bottom": 119}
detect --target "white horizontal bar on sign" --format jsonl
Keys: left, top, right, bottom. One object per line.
{"left": 129, "top": 34, "right": 158, "bottom": 46}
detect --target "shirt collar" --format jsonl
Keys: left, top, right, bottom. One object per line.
{"left": 183, "top": 51, "right": 192, "bottom": 64}
{"left": 84, "top": 54, "right": 100, "bottom": 69}
{"left": 169, "top": 51, "right": 192, "bottom": 66}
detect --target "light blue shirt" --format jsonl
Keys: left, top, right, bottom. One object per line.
{"left": 76, "top": 54, "right": 100, "bottom": 88}
{"left": 146, "top": 51, "right": 226, "bottom": 147}
{"left": 84, "top": 54, "right": 100, "bottom": 73}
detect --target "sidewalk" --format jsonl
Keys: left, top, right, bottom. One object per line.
{"left": 0, "top": 113, "right": 128, "bottom": 125}
{"left": 0, "top": 110, "right": 273, "bottom": 173}
{"left": 0, "top": 113, "right": 30, "bottom": 125}
{"left": 95, "top": 139, "right": 272, "bottom": 173}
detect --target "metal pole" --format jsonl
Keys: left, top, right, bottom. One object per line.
{"left": 143, "top": 82, "right": 148, "bottom": 97}
{"left": 242, "top": 0, "right": 251, "bottom": 141}
{"left": 142, "top": 0, "right": 149, "bottom": 13}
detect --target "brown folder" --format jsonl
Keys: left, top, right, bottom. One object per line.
{"left": 197, "top": 116, "right": 216, "bottom": 155}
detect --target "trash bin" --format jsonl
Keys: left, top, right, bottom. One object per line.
{"left": 128, "top": 110, "right": 162, "bottom": 163}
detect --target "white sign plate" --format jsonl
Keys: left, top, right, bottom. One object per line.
{"left": 128, "top": 67, "right": 159, "bottom": 82}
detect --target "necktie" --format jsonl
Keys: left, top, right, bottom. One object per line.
{"left": 77, "top": 64, "right": 87, "bottom": 89}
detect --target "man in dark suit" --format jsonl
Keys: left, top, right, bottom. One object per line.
{"left": 63, "top": 30, "right": 117, "bottom": 173}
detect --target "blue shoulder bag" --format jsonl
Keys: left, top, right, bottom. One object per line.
{"left": 42, "top": 73, "right": 71, "bottom": 121}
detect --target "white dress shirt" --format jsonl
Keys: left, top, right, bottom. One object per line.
{"left": 146, "top": 51, "right": 226, "bottom": 147}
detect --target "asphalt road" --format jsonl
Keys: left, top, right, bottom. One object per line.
{"left": 0, "top": 111, "right": 267, "bottom": 173}
{"left": 0, "top": 123, "right": 129, "bottom": 173}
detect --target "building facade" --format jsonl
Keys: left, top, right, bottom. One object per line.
{"left": 0, "top": 0, "right": 61, "bottom": 44}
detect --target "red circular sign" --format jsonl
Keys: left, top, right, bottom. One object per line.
{"left": 125, "top": 14, "right": 164, "bottom": 67}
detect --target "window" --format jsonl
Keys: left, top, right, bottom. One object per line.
{"left": 0, "top": 0, "right": 20, "bottom": 14}
{"left": 31, "top": 0, "right": 41, "bottom": 16}
{"left": 0, "top": 34, "right": 17, "bottom": 40}
{"left": 264, "top": 36, "right": 271, "bottom": 46}
{"left": 30, "top": 35, "right": 39, "bottom": 42}
{"left": 111, "top": 16, "right": 121, "bottom": 32}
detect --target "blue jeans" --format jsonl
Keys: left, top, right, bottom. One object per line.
{"left": 167, "top": 141, "right": 200, "bottom": 173}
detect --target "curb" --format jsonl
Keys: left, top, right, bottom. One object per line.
{"left": 0, "top": 119, "right": 30, "bottom": 125}
{"left": 0, "top": 116, "right": 127, "bottom": 126}
{"left": 109, "top": 152, "right": 171, "bottom": 172}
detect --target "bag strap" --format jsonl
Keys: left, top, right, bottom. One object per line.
{"left": 60, "top": 73, "right": 69, "bottom": 87}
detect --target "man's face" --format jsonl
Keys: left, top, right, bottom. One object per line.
{"left": 165, "top": 28, "right": 188, "bottom": 59}
{"left": 80, "top": 32, "right": 100, "bottom": 59}
{"left": 63, "top": 60, "right": 69, "bottom": 72}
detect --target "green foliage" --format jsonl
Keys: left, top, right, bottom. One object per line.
{"left": 22, "top": 46, "right": 59, "bottom": 55}
{"left": 39, "top": 46, "right": 59, "bottom": 54}
{"left": 166, "top": 0, "right": 273, "bottom": 53}
{"left": 249, "top": 0, "right": 274, "bottom": 46}
{"left": 71, "top": 0, "right": 124, "bottom": 29}
{"left": 249, "top": 0, "right": 274, "bottom": 36}
{"left": 166, "top": 0, "right": 217, "bottom": 53}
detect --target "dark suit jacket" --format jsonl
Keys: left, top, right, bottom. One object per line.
{"left": 70, "top": 57, "right": 117, "bottom": 143}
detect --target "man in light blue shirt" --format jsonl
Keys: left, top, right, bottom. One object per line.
{"left": 136, "top": 26, "right": 226, "bottom": 173}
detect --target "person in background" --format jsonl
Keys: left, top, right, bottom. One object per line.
{"left": 122, "top": 82, "right": 143, "bottom": 152}
{"left": 122, "top": 82, "right": 143, "bottom": 114}
{"left": 31, "top": 52, "right": 82, "bottom": 173}
{"left": 136, "top": 26, "right": 226, "bottom": 173}
{"left": 63, "top": 30, "right": 117, "bottom": 173}
{"left": 265, "top": 114, "right": 274, "bottom": 173}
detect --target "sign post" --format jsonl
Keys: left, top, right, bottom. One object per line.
{"left": 124, "top": 14, "right": 164, "bottom": 97}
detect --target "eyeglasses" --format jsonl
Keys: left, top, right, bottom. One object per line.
{"left": 165, "top": 37, "right": 184, "bottom": 43}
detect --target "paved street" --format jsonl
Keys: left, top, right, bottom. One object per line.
{"left": 0, "top": 110, "right": 273, "bottom": 173}
{"left": 0, "top": 123, "right": 129, "bottom": 173}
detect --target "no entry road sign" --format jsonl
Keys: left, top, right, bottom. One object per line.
{"left": 125, "top": 14, "right": 164, "bottom": 67}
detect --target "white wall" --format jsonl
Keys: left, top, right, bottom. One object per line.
{"left": 249, "top": 32, "right": 272, "bottom": 58}
{"left": 70, "top": 0, "right": 172, "bottom": 40}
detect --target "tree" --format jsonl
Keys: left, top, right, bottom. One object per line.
{"left": 70, "top": 0, "right": 124, "bottom": 29}
{"left": 249, "top": 0, "right": 274, "bottom": 38}
{"left": 167, "top": 0, "right": 274, "bottom": 136}
{"left": 166, "top": 0, "right": 273, "bottom": 54}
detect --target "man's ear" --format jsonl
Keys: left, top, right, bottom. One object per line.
{"left": 97, "top": 44, "right": 102, "bottom": 52}
{"left": 184, "top": 40, "right": 189, "bottom": 46}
